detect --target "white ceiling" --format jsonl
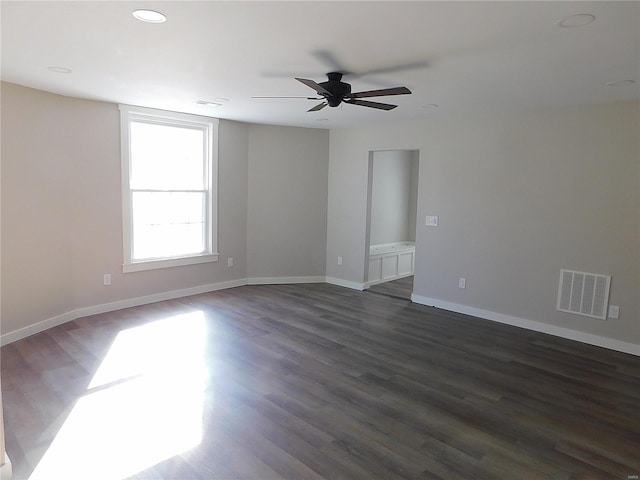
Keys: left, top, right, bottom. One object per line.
{"left": 2, "top": 1, "right": 639, "bottom": 129}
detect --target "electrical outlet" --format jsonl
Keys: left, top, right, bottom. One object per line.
{"left": 425, "top": 215, "right": 439, "bottom": 227}
{"left": 103, "top": 274, "right": 111, "bottom": 286}
{"left": 608, "top": 305, "right": 620, "bottom": 319}
{"left": 337, "top": 256, "right": 343, "bottom": 266}
{"left": 458, "top": 277, "right": 466, "bottom": 289}
{"left": 227, "top": 257, "right": 234, "bottom": 267}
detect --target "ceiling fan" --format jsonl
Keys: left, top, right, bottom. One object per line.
{"left": 255, "top": 72, "right": 412, "bottom": 112}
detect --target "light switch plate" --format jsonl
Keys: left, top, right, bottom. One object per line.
{"left": 425, "top": 215, "right": 439, "bottom": 227}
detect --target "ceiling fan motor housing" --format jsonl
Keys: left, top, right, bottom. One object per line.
{"left": 320, "top": 72, "right": 351, "bottom": 107}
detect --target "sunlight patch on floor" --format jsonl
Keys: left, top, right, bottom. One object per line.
{"left": 29, "top": 311, "right": 208, "bottom": 480}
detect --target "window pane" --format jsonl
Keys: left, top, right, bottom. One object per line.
{"left": 130, "top": 122, "right": 205, "bottom": 190}
{"left": 132, "top": 191, "right": 206, "bottom": 260}
{"left": 132, "top": 192, "right": 204, "bottom": 226}
{"left": 133, "top": 224, "right": 205, "bottom": 260}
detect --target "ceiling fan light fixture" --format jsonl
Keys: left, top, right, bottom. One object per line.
{"left": 133, "top": 9, "right": 167, "bottom": 23}
{"left": 556, "top": 13, "right": 596, "bottom": 28}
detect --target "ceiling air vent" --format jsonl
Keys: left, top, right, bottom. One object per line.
{"left": 557, "top": 269, "right": 611, "bottom": 320}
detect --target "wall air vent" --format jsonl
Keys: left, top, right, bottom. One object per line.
{"left": 557, "top": 269, "right": 611, "bottom": 320}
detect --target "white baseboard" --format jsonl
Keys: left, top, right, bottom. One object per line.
{"left": 248, "top": 276, "right": 325, "bottom": 285}
{"left": 3, "top": 278, "right": 637, "bottom": 358}
{"left": 76, "top": 278, "right": 248, "bottom": 318}
{"left": 0, "top": 278, "right": 248, "bottom": 346}
{"left": 411, "top": 294, "right": 640, "bottom": 357}
{"left": 325, "top": 276, "right": 365, "bottom": 291}
{"left": 0, "top": 311, "right": 77, "bottom": 347}
{"left": 0, "top": 277, "right": 327, "bottom": 345}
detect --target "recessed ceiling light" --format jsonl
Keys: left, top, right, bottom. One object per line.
{"left": 132, "top": 9, "right": 166, "bottom": 23}
{"left": 556, "top": 13, "right": 596, "bottom": 28}
{"left": 606, "top": 80, "right": 637, "bottom": 87}
{"left": 421, "top": 103, "right": 439, "bottom": 108}
{"left": 195, "top": 100, "right": 223, "bottom": 107}
{"left": 48, "top": 66, "right": 72, "bottom": 74}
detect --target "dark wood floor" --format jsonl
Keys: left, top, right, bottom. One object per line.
{"left": 2, "top": 283, "right": 639, "bottom": 479}
{"left": 367, "top": 276, "right": 414, "bottom": 300}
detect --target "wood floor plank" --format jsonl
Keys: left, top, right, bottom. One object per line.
{"left": 366, "top": 275, "right": 413, "bottom": 300}
{"left": 2, "top": 283, "right": 639, "bottom": 479}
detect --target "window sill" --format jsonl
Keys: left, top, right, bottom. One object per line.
{"left": 122, "top": 253, "right": 219, "bottom": 273}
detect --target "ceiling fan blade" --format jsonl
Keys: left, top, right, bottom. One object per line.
{"left": 308, "top": 102, "right": 328, "bottom": 112}
{"left": 310, "top": 50, "right": 353, "bottom": 76}
{"left": 348, "top": 61, "right": 429, "bottom": 79}
{"left": 295, "top": 78, "right": 331, "bottom": 96}
{"left": 345, "top": 99, "right": 397, "bottom": 111}
{"left": 350, "top": 87, "right": 412, "bottom": 99}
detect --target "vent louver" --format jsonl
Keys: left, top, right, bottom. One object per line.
{"left": 557, "top": 269, "right": 611, "bottom": 320}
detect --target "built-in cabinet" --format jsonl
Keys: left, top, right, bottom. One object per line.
{"left": 368, "top": 241, "right": 415, "bottom": 285}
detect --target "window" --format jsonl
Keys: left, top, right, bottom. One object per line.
{"left": 120, "top": 105, "right": 218, "bottom": 272}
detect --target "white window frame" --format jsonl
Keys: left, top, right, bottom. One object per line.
{"left": 120, "top": 105, "right": 219, "bottom": 273}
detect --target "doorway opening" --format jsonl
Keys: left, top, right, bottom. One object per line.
{"left": 364, "top": 149, "right": 419, "bottom": 300}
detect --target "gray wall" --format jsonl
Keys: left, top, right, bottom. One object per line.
{"left": 1, "top": 82, "right": 328, "bottom": 337}
{"left": 370, "top": 150, "right": 418, "bottom": 245}
{"left": 247, "top": 124, "right": 329, "bottom": 279}
{"left": 327, "top": 101, "right": 640, "bottom": 346}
